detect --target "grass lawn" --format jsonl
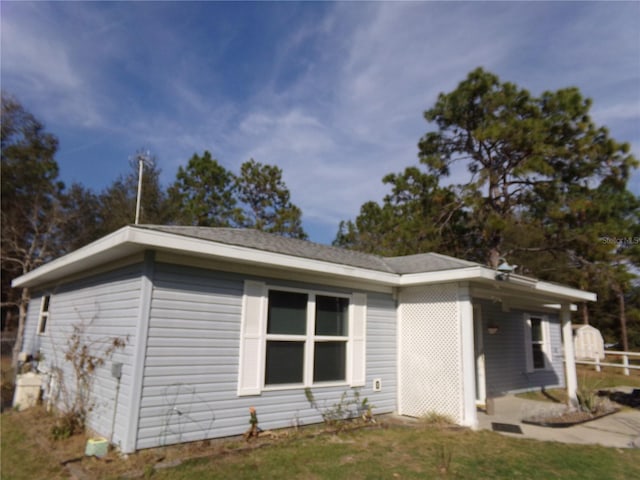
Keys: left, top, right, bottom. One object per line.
{"left": 2, "top": 408, "right": 639, "bottom": 480}
{"left": 148, "top": 426, "right": 640, "bottom": 480}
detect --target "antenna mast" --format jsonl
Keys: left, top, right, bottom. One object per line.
{"left": 133, "top": 149, "right": 152, "bottom": 225}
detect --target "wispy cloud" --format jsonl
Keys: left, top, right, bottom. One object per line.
{"left": 1, "top": 1, "right": 637, "bottom": 243}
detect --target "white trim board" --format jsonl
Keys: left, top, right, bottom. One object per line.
{"left": 13, "top": 225, "right": 596, "bottom": 304}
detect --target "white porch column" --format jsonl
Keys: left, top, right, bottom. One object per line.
{"left": 459, "top": 284, "right": 478, "bottom": 429}
{"left": 561, "top": 303, "right": 578, "bottom": 407}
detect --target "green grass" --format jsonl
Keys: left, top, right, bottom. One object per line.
{"left": 146, "top": 427, "right": 640, "bottom": 480}
{"left": 2, "top": 410, "right": 639, "bottom": 480}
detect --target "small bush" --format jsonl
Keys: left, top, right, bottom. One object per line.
{"left": 304, "top": 387, "right": 373, "bottom": 430}
{"left": 421, "top": 411, "right": 455, "bottom": 426}
{"left": 51, "top": 411, "right": 83, "bottom": 440}
{"left": 576, "top": 374, "right": 604, "bottom": 413}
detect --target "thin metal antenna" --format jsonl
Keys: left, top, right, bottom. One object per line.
{"left": 133, "top": 149, "right": 152, "bottom": 224}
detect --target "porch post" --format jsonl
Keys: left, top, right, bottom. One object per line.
{"left": 561, "top": 303, "right": 578, "bottom": 407}
{"left": 459, "top": 284, "right": 478, "bottom": 429}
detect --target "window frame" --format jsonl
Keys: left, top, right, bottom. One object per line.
{"left": 37, "top": 295, "right": 50, "bottom": 335}
{"left": 524, "top": 314, "right": 552, "bottom": 372}
{"left": 263, "top": 286, "right": 351, "bottom": 391}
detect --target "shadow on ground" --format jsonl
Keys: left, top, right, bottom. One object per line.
{"left": 598, "top": 389, "right": 640, "bottom": 409}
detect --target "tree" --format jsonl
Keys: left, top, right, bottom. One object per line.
{"left": 97, "top": 153, "right": 168, "bottom": 235}
{"left": 418, "top": 68, "right": 637, "bottom": 268}
{"left": 59, "top": 183, "right": 103, "bottom": 252}
{"left": 337, "top": 68, "right": 639, "bottom": 348}
{"left": 334, "top": 167, "right": 468, "bottom": 257}
{"left": 417, "top": 68, "right": 638, "bottom": 347}
{"left": 1, "top": 93, "right": 64, "bottom": 366}
{"left": 167, "top": 151, "right": 239, "bottom": 227}
{"left": 235, "top": 159, "right": 307, "bottom": 239}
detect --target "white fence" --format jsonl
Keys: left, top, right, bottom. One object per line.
{"left": 574, "top": 350, "right": 640, "bottom": 376}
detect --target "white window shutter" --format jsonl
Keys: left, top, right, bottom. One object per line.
{"left": 237, "top": 280, "right": 266, "bottom": 396}
{"left": 523, "top": 315, "right": 533, "bottom": 373}
{"left": 543, "top": 317, "right": 552, "bottom": 366}
{"left": 350, "top": 293, "right": 367, "bottom": 387}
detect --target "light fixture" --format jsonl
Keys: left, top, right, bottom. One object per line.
{"left": 487, "top": 324, "right": 499, "bottom": 335}
{"left": 495, "top": 258, "right": 517, "bottom": 281}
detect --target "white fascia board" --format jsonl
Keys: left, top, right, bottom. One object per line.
{"left": 543, "top": 304, "right": 579, "bottom": 312}
{"left": 11, "top": 226, "right": 598, "bottom": 305}
{"left": 13, "top": 226, "right": 399, "bottom": 289}
{"left": 11, "top": 227, "right": 139, "bottom": 288}
{"left": 535, "top": 281, "right": 597, "bottom": 302}
{"left": 126, "top": 228, "right": 399, "bottom": 285}
{"left": 397, "top": 266, "right": 492, "bottom": 286}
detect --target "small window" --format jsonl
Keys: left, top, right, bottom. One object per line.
{"left": 525, "top": 315, "right": 550, "bottom": 371}
{"left": 37, "top": 295, "right": 50, "bottom": 335}
{"left": 530, "top": 317, "right": 545, "bottom": 369}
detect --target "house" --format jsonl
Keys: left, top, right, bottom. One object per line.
{"left": 13, "top": 225, "right": 596, "bottom": 453}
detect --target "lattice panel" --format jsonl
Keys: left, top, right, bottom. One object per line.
{"left": 399, "top": 284, "right": 462, "bottom": 423}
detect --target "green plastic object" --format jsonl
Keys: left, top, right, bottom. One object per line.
{"left": 85, "top": 437, "right": 108, "bottom": 458}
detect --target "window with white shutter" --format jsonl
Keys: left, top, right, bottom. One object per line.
{"left": 237, "top": 281, "right": 366, "bottom": 395}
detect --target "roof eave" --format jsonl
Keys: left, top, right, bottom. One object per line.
{"left": 399, "top": 266, "right": 596, "bottom": 303}
{"left": 12, "top": 226, "right": 400, "bottom": 289}
{"left": 11, "top": 226, "right": 597, "bottom": 304}
{"left": 11, "top": 227, "right": 141, "bottom": 288}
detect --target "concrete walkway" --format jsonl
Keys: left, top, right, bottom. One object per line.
{"left": 477, "top": 395, "right": 640, "bottom": 448}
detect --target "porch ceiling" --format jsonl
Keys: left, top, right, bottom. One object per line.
{"left": 470, "top": 281, "right": 587, "bottom": 310}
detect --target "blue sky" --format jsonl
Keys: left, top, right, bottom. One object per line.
{"left": 2, "top": 1, "right": 639, "bottom": 245}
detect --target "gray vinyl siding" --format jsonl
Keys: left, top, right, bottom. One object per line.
{"left": 27, "top": 265, "right": 143, "bottom": 448}
{"left": 365, "top": 292, "right": 397, "bottom": 408}
{"left": 137, "top": 263, "right": 397, "bottom": 450}
{"left": 477, "top": 299, "right": 565, "bottom": 396}
{"left": 21, "top": 294, "right": 44, "bottom": 355}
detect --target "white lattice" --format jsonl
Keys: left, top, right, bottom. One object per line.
{"left": 399, "top": 284, "right": 462, "bottom": 423}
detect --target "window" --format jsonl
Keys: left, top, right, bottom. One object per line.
{"left": 37, "top": 295, "right": 50, "bottom": 335}
{"left": 530, "top": 317, "right": 545, "bottom": 369}
{"left": 264, "top": 290, "right": 349, "bottom": 386}
{"left": 237, "top": 281, "right": 366, "bottom": 396}
{"left": 525, "top": 315, "right": 551, "bottom": 371}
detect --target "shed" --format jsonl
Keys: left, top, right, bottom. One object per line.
{"left": 572, "top": 324, "right": 605, "bottom": 360}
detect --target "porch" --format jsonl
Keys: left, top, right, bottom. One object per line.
{"left": 397, "top": 279, "right": 593, "bottom": 429}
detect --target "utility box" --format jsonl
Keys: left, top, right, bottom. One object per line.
{"left": 12, "top": 372, "right": 42, "bottom": 411}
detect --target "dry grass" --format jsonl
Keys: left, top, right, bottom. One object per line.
{"left": 0, "top": 406, "right": 333, "bottom": 480}
{"left": 1, "top": 355, "right": 16, "bottom": 411}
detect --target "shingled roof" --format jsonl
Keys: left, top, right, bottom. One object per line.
{"left": 137, "top": 225, "right": 480, "bottom": 274}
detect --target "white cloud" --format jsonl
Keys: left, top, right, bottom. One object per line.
{"left": 1, "top": 1, "right": 637, "bottom": 244}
